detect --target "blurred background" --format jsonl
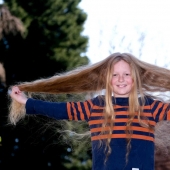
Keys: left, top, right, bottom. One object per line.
{"left": 0, "top": 0, "right": 170, "bottom": 169}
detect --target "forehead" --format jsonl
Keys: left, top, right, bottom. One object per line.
{"left": 112, "top": 60, "right": 131, "bottom": 71}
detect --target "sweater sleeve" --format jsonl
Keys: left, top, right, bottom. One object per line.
{"left": 25, "top": 98, "right": 69, "bottom": 120}
{"left": 67, "top": 99, "right": 94, "bottom": 122}
{"left": 150, "top": 99, "right": 170, "bottom": 122}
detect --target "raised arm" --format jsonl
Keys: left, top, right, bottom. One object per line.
{"left": 9, "top": 86, "right": 68, "bottom": 121}
{"left": 8, "top": 86, "right": 93, "bottom": 125}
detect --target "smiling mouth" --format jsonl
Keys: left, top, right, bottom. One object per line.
{"left": 117, "top": 85, "right": 126, "bottom": 87}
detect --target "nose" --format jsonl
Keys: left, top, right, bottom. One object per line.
{"left": 118, "top": 75, "right": 124, "bottom": 82}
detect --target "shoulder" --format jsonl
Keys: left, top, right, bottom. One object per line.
{"left": 144, "top": 96, "right": 155, "bottom": 105}
{"left": 138, "top": 96, "right": 155, "bottom": 106}
{"left": 140, "top": 95, "right": 167, "bottom": 106}
{"left": 90, "top": 95, "right": 105, "bottom": 106}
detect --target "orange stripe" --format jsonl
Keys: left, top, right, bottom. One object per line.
{"left": 89, "top": 118, "right": 156, "bottom": 126}
{"left": 158, "top": 103, "right": 166, "bottom": 121}
{"left": 153, "top": 102, "right": 163, "bottom": 119}
{"left": 115, "top": 111, "right": 129, "bottom": 115}
{"left": 91, "top": 113, "right": 103, "bottom": 117}
{"left": 93, "top": 105, "right": 129, "bottom": 110}
{"left": 114, "top": 105, "right": 128, "bottom": 109}
{"left": 143, "top": 105, "right": 152, "bottom": 109}
{"left": 84, "top": 102, "right": 91, "bottom": 119}
{"left": 167, "top": 105, "right": 170, "bottom": 120}
{"left": 91, "top": 111, "right": 153, "bottom": 118}
{"left": 88, "top": 99, "right": 93, "bottom": 108}
{"left": 91, "top": 126, "right": 154, "bottom": 133}
{"left": 91, "top": 134, "right": 154, "bottom": 142}
{"left": 142, "top": 113, "right": 153, "bottom": 117}
{"left": 92, "top": 101, "right": 159, "bottom": 110}
{"left": 93, "top": 105, "right": 103, "bottom": 109}
{"left": 151, "top": 101, "right": 156, "bottom": 110}
{"left": 67, "top": 103, "right": 73, "bottom": 120}
{"left": 77, "top": 102, "right": 85, "bottom": 120}
{"left": 71, "top": 103, "right": 78, "bottom": 121}
{"left": 89, "top": 120, "right": 103, "bottom": 125}
{"left": 116, "top": 118, "right": 156, "bottom": 126}
{"left": 115, "top": 111, "right": 152, "bottom": 117}
{"left": 91, "top": 112, "right": 104, "bottom": 117}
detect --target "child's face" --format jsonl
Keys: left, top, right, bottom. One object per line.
{"left": 111, "top": 60, "right": 133, "bottom": 97}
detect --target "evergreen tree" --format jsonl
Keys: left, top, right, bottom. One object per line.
{"left": 2, "top": 0, "right": 89, "bottom": 85}
{"left": 0, "top": 1, "right": 92, "bottom": 169}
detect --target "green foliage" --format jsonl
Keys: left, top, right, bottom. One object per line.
{"left": 2, "top": 0, "right": 89, "bottom": 84}
{"left": 1, "top": 0, "right": 92, "bottom": 169}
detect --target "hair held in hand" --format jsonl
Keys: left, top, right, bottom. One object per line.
{"left": 8, "top": 52, "right": 170, "bottom": 162}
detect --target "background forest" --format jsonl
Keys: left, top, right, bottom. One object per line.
{"left": 0, "top": 0, "right": 92, "bottom": 169}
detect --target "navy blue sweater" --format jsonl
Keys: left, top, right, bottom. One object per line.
{"left": 25, "top": 96, "right": 170, "bottom": 170}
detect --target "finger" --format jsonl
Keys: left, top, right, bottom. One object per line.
{"left": 7, "top": 89, "right": 12, "bottom": 95}
{"left": 12, "top": 86, "right": 20, "bottom": 91}
{"left": 12, "top": 86, "right": 21, "bottom": 94}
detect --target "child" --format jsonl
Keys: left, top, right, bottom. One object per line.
{"left": 9, "top": 52, "right": 170, "bottom": 170}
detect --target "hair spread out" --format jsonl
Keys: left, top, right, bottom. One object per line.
{"left": 8, "top": 52, "right": 170, "bottom": 163}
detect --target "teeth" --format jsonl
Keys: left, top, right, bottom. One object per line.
{"left": 118, "top": 85, "right": 126, "bottom": 87}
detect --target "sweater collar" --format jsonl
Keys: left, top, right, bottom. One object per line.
{"left": 112, "top": 97, "right": 129, "bottom": 105}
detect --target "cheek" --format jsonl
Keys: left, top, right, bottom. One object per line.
{"left": 130, "top": 79, "right": 134, "bottom": 86}
{"left": 111, "top": 78, "right": 116, "bottom": 85}
{"left": 127, "top": 78, "right": 133, "bottom": 85}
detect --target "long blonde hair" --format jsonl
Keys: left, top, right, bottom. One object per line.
{"left": 8, "top": 52, "right": 170, "bottom": 161}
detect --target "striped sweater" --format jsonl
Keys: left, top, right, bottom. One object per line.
{"left": 26, "top": 96, "right": 170, "bottom": 170}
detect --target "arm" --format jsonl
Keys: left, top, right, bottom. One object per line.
{"left": 150, "top": 99, "right": 170, "bottom": 122}
{"left": 9, "top": 86, "right": 68, "bottom": 120}
{"left": 26, "top": 98, "right": 68, "bottom": 120}
{"left": 26, "top": 98, "right": 94, "bottom": 121}
{"left": 9, "top": 86, "right": 94, "bottom": 121}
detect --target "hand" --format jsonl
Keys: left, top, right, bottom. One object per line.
{"left": 8, "top": 86, "right": 28, "bottom": 104}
